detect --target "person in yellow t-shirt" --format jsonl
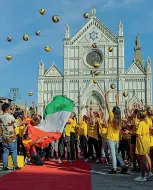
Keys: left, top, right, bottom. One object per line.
{"left": 75, "top": 124, "right": 79, "bottom": 159}
{"left": 69, "top": 112, "right": 77, "bottom": 160}
{"left": 78, "top": 115, "right": 88, "bottom": 159}
{"left": 64, "top": 115, "right": 74, "bottom": 162}
{"left": 133, "top": 110, "right": 153, "bottom": 182}
{"left": 145, "top": 107, "right": 153, "bottom": 171}
{"left": 105, "top": 91, "right": 128, "bottom": 174}
{"left": 85, "top": 100, "right": 101, "bottom": 163}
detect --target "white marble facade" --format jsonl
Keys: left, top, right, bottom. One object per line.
{"left": 38, "top": 9, "right": 152, "bottom": 117}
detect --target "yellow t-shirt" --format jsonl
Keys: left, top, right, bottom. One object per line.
{"left": 88, "top": 123, "right": 99, "bottom": 140}
{"left": 19, "top": 125, "right": 26, "bottom": 137}
{"left": 150, "top": 136, "right": 153, "bottom": 147}
{"left": 70, "top": 118, "right": 77, "bottom": 133}
{"left": 78, "top": 120, "right": 88, "bottom": 136}
{"left": 135, "top": 121, "right": 150, "bottom": 155}
{"left": 131, "top": 118, "right": 139, "bottom": 134}
{"left": 106, "top": 111, "right": 120, "bottom": 141}
{"left": 15, "top": 118, "right": 21, "bottom": 135}
{"left": 65, "top": 118, "right": 73, "bottom": 137}
{"left": 0, "top": 126, "right": 2, "bottom": 136}
{"left": 75, "top": 125, "right": 79, "bottom": 141}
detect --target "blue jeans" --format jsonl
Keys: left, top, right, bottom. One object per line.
{"left": 2, "top": 141, "right": 18, "bottom": 168}
{"left": 51, "top": 140, "right": 59, "bottom": 157}
{"left": 107, "top": 140, "right": 124, "bottom": 169}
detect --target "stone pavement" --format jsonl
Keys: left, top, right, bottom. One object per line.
{"left": 91, "top": 163, "right": 153, "bottom": 190}
{"left": 0, "top": 162, "right": 153, "bottom": 190}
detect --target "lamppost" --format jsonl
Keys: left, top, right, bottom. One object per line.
{"left": 8, "top": 88, "right": 20, "bottom": 103}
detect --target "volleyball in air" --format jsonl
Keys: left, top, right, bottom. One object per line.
{"left": 6, "top": 55, "right": 12, "bottom": 61}
{"left": 28, "top": 92, "right": 33, "bottom": 96}
{"left": 45, "top": 46, "right": 51, "bottom": 52}
{"left": 123, "top": 91, "right": 128, "bottom": 97}
{"left": 36, "top": 30, "right": 41, "bottom": 36}
{"left": 40, "top": 9, "right": 45, "bottom": 15}
{"left": 110, "top": 84, "right": 116, "bottom": 89}
{"left": 7, "top": 36, "right": 12, "bottom": 42}
{"left": 92, "top": 43, "right": 98, "bottom": 48}
{"left": 94, "top": 71, "right": 100, "bottom": 76}
{"left": 93, "top": 78, "right": 97, "bottom": 84}
{"left": 108, "top": 47, "right": 113, "bottom": 52}
{"left": 52, "top": 15, "right": 60, "bottom": 23}
{"left": 23, "top": 34, "right": 29, "bottom": 41}
{"left": 84, "top": 13, "right": 89, "bottom": 18}
{"left": 93, "top": 62, "right": 100, "bottom": 68}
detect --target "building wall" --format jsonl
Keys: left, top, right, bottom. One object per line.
{"left": 38, "top": 12, "right": 152, "bottom": 117}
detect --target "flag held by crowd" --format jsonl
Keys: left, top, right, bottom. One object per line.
{"left": 28, "top": 95, "right": 74, "bottom": 146}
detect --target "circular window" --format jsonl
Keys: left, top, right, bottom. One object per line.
{"left": 86, "top": 51, "right": 103, "bottom": 66}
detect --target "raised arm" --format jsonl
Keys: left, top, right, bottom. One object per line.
{"left": 115, "top": 93, "right": 119, "bottom": 107}
{"left": 98, "top": 104, "right": 105, "bottom": 121}
{"left": 24, "top": 103, "right": 28, "bottom": 118}
{"left": 89, "top": 100, "right": 94, "bottom": 123}
{"left": 32, "top": 101, "right": 37, "bottom": 115}
{"left": 105, "top": 91, "right": 110, "bottom": 113}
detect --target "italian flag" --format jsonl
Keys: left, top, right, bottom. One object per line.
{"left": 28, "top": 95, "right": 74, "bottom": 147}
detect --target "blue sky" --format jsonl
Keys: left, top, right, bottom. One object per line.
{"left": 0, "top": 0, "right": 153, "bottom": 105}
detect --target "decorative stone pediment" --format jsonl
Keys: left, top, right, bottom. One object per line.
{"left": 70, "top": 17, "right": 117, "bottom": 45}
{"left": 44, "top": 64, "right": 63, "bottom": 77}
{"left": 125, "top": 63, "right": 145, "bottom": 75}
{"left": 128, "top": 90, "right": 142, "bottom": 105}
{"left": 81, "top": 80, "right": 105, "bottom": 106}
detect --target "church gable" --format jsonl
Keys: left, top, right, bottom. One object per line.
{"left": 70, "top": 16, "right": 117, "bottom": 45}
{"left": 77, "top": 26, "right": 111, "bottom": 44}
{"left": 125, "top": 63, "right": 145, "bottom": 75}
{"left": 44, "top": 64, "right": 63, "bottom": 77}
{"left": 82, "top": 80, "right": 105, "bottom": 98}
{"left": 129, "top": 93, "right": 142, "bottom": 105}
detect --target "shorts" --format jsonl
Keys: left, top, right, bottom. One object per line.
{"left": 130, "top": 136, "right": 136, "bottom": 145}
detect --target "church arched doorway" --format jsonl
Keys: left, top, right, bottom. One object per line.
{"left": 85, "top": 91, "right": 104, "bottom": 111}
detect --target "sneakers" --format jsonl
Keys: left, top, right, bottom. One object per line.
{"left": 108, "top": 169, "right": 117, "bottom": 174}
{"left": 121, "top": 166, "right": 128, "bottom": 174}
{"left": 134, "top": 176, "right": 146, "bottom": 182}
{"left": 85, "top": 158, "right": 89, "bottom": 162}
{"left": 146, "top": 172, "right": 153, "bottom": 179}
{"left": 95, "top": 159, "right": 100, "bottom": 163}
{"left": 13, "top": 166, "right": 21, "bottom": 170}
{"left": 2, "top": 167, "right": 10, "bottom": 171}
{"left": 57, "top": 158, "right": 62, "bottom": 164}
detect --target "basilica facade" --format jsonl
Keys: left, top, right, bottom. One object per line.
{"left": 37, "top": 8, "right": 152, "bottom": 117}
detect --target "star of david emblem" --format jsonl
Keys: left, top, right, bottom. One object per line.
{"left": 89, "top": 30, "right": 99, "bottom": 42}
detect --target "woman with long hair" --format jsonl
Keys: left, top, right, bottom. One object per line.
{"left": 105, "top": 91, "right": 128, "bottom": 174}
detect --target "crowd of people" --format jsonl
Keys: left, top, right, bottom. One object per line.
{"left": 0, "top": 91, "right": 153, "bottom": 182}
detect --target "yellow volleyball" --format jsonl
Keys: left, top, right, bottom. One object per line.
{"left": 6, "top": 55, "right": 12, "bottom": 61}
{"left": 7, "top": 36, "right": 12, "bottom": 42}
{"left": 94, "top": 71, "right": 100, "bottom": 76}
{"left": 110, "top": 84, "right": 116, "bottom": 89}
{"left": 40, "top": 8, "right": 45, "bottom": 15}
{"left": 28, "top": 92, "right": 33, "bottom": 96}
{"left": 36, "top": 30, "right": 41, "bottom": 36}
{"left": 45, "top": 46, "right": 51, "bottom": 52}
{"left": 84, "top": 13, "right": 89, "bottom": 18}
{"left": 123, "top": 91, "right": 128, "bottom": 97}
{"left": 93, "top": 78, "right": 97, "bottom": 84}
{"left": 92, "top": 43, "right": 97, "bottom": 48}
{"left": 52, "top": 15, "right": 60, "bottom": 23}
{"left": 23, "top": 34, "right": 29, "bottom": 41}
{"left": 108, "top": 47, "right": 113, "bottom": 52}
{"left": 93, "top": 62, "right": 100, "bottom": 68}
